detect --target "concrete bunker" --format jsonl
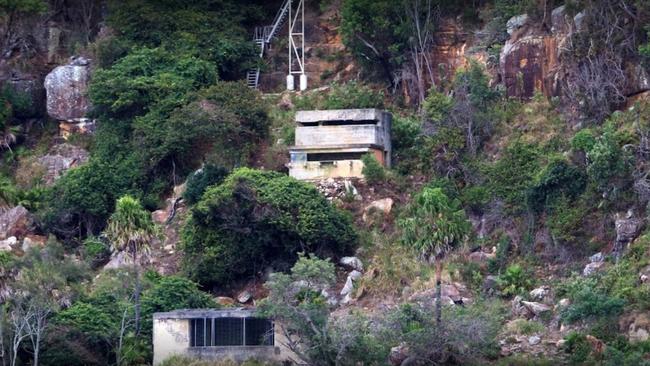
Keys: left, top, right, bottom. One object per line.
{"left": 288, "top": 109, "right": 392, "bottom": 180}
{"left": 153, "top": 309, "right": 297, "bottom": 365}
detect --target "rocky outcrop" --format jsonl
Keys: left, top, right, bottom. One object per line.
{"left": 36, "top": 143, "right": 89, "bottom": 185}
{"left": 499, "top": 7, "right": 570, "bottom": 99}
{"left": 0, "top": 206, "right": 35, "bottom": 241}
{"left": 614, "top": 211, "right": 644, "bottom": 255}
{"left": 44, "top": 56, "right": 92, "bottom": 122}
{"left": 7, "top": 72, "right": 46, "bottom": 118}
{"left": 362, "top": 198, "right": 394, "bottom": 223}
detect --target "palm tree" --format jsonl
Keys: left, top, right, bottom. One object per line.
{"left": 398, "top": 187, "right": 469, "bottom": 324}
{"left": 104, "top": 195, "right": 157, "bottom": 335}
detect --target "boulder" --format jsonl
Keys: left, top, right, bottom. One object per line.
{"left": 362, "top": 198, "right": 394, "bottom": 222}
{"left": 521, "top": 301, "right": 552, "bottom": 317}
{"left": 21, "top": 235, "right": 46, "bottom": 252}
{"left": 37, "top": 143, "right": 89, "bottom": 185}
{"left": 589, "top": 252, "right": 604, "bottom": 263}
{"left": 583, "top": 261, "right": 606, "bottom": 276}
{"left": 59, "top": 119, "right": 96, "bottom": 139}
{"left": 340, "top": 256, "right": 363, "bottom": 271}
{"left": 639, "top": 265, "right": 650, "bottom": 283}
{"left": 0, "top": 236, "right": 17, "bottom": 252}
{"left": 44, "top": 56, "right": 92, "bottom": 121}
{"left": 614, "top": 212, "right": 643, "bottom": 254}
{"left": 0, "top": 206, "right": 35, "bottom": 240}
{"left": 529, "top": 286, "right": 550, "bottom": 302}
{"left": 528, "top": 335, "right": 541, "bottom": 345}
{"left": 483, "top": 275, "right": 499, "bottom": 294}
{"left": 468, "top": 250, "right": 493, "bottom": 265}
{"left": 506, "top": 14, "right": 529, "bottom": 35}
{"left": 152, "top": 210, "right": 169, "bottom": 224}
{"left": 237, "top": 290, "right": 252, "bottom": 304}
{"left": 340, "top": 276, "right": 355, "bottom": 297}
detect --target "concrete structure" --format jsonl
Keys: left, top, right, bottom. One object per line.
{"left": 288, "top": 109, "right": 392, "bottom": 180}
{"left": 153, "top": 309, "right": 299, "bottom": 365}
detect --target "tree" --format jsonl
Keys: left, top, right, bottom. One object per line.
{"left": 398, "top": 187, "right": 469, "bottom": 324}
{"left": 104, "top": 196, "right": 157, "bottom": 335}
{"left": 182, "top": 168, "right": 357, "bottom": 287}
{"left": 258, "top": 254, "right": 337, "bottom": 365}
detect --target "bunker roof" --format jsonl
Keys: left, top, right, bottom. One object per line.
{"left": 153, "top": 308, "right": 260, "bottom": 320}
{"left": 295, "top": 109, "right": 388, "bottom": 124}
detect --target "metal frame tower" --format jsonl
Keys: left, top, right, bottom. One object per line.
{"left": 287, "top": 0, "right": 307, "bottom": 91}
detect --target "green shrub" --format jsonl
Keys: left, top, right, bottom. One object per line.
{"left": 546, "top": 195, "right": 588, "bottom": 247}
{"left": 586, "top": 124, "right": 633, "bottom": 195}
{"left": 488, "top": 140, "right": 543, "bottom": 211}
{"left": 83, "top": 236, "right": 110, "bottom": 268}
{"left": 527, "top": 159, "right": 587, "bottom": 212}
{"left": 571, "top": 129, "right": 597, "bottom": 152}
{"left": 294, "top": 81, "right": 384, "bottom": 110}
{"left": 563, "top": 331, "right": 598, "bottom": 365}
{"left": 361, "top": 153, "right": 386, "bottom": 184}
{"left": 183, "top": 164, "right": 230, "bottom": 205}
{"left": 488, "top": 234, "right": 511, "bottom": 273}
{"left": 423, "top": 90, "right": 453, "bottom": 123}
{"left": 497, "top": 264, "right": 534, "bottom": 297}
{"left": 182, "top": 168, "right": 357, "bottom": 286}
{"left": 558, "top": 276, "right": 625, "bottom": 323}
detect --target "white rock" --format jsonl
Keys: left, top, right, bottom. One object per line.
{"left": 349, "top": 270, "right": 362, "bottom": 281}
{"left": 590, "top": 252, "right": 604, "bottom": 263}
{"left": 583, "top": 261, "right": 606, "bottom": 276}
{"left": 340, "top": 256, "right": 364, "bottom": 271}
{"left": 340, "top": 276, "right": 354, "bottom": 296}
{"left": 506, "top": 14, "right": 529, "bottom": 35}
{"left": 237, "top": 290, "right": 252, "bottom": 304}
{"left": 528, "top": 335, "right": 541, "bottom": 345}
{"left": 0, "top": 236, "right": 17, "bottom": 251}
{"left": 529, "top": 286, "right": 550, "bottom": 301}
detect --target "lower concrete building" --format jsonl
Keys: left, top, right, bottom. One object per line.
{"left": 153, "top": 309, "right": 299, "bottom": 365}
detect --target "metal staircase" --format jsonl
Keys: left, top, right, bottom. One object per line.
{"left": 246, "top": 0, "right": 292, "bottom": 89}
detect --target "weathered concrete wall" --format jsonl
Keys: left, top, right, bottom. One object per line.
{"left": 296, "top": 109, "right": 387, "bottom": 124}
{"left": 153, "top": 318, "right": 189, "bottom": 365}
{"left": 295, "top": 125, "right": 387, "bottom": 147}
{"left": 289, "top": 159, "right": 365, "bottom": 181}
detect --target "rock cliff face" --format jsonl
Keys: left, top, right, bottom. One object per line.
{"left": 499, "top": 6, "right": 570, "bottom": 99}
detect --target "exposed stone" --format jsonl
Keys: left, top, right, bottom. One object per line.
{"left": 340, "top": 256, "right": 363, "bottom": 271}
{"left": 237, "top": 290, "right": 252, "bottom": 304}
{"left": 21, "top": 235, "right": 46, "bottom": 252}
{"left": 0, "top": 237, "right": 17, "bottom": 252}
{"left": 348, "top": 270, "right": 362, "bottom": 281}
{"left": 583, "top": 261, "right": 606, "bottom": 276}
{"left": 506, "top": 14, "right": 529, "bottom": 35}
{"left": 528, "top": 335, "right": 541, "bottom": 345}
{"left": 640, "top": 265, "right": 650, "bottom": 283}
{"left": 0, "top": 206, "right": 35, "bottom": 240}
{"left": 529, "top": 286, "right": 550, "bottom": 302}
{"left": 340, "top": 275, "right": 355, "bottom": 297}
{"left": 278, "top": 93, "right": 294, "bottom": 110}
{"left": 557, "top": 298, "right": 571, "bottom": 309}
{"left": 521, "top": 301, "right": 552, "bottom": 317}
{"left": 589, "top": 252, "right": 604, "bottom": 263}
{"left": 614, "top": 212, "right": 643, "bottom": 254}
{"left": 152, "top": 210, "right": 169, "bottom": 224}
{"left": 37, "top": 143, "right": 89, "bottom": 185}
{"left": 215, "top": 296, "right": 235, "bottom": 306}
{"left": 468, "top": 250, "right": 494, "bottom": 265}
{"left": 389, "top": 343, "right": 409, "bottom": 366}
{"left": 586, "top": 335, "right": 605, "bottom": 354}
{"left": 362, "top": 198, "right": 394, "bottom": 222}
{"left": 44, "top": 56, "right": 92, "bottom": 121}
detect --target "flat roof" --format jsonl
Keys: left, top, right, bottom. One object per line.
{"left": 295, "top": 109, "right": 388, "bottom": 123}
{"left": 153, "top": 308, "right": 262, "bottom": 320}
{"left": 289, "top": 144, "right": 382, "bottom": 152}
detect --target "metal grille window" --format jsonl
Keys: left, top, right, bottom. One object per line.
{"left": 189, "top": 317, "right": 273, "bottom": 347}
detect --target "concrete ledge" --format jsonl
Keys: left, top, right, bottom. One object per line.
{"left": 296, "top": 109, "right": 384, "bottom": 123}
{"left": 154, "top": 308, "right": 254, "bottom": 320}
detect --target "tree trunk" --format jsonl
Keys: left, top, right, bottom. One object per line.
{"left": 134, "top": 250, "right": 141, "bottom": 336}
{"left": 435, "top": 260, "right": 442, "bottom": 325}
